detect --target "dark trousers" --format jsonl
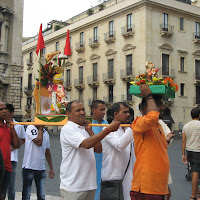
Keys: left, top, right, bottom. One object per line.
{"left": 0, "top": 149, "right": 4, "bottom": 198}
{"left": 1, "top": 170, "right": 11, "bottom": 199}
{"left": 130, "top": 191, "right": 169, "bottom": 200}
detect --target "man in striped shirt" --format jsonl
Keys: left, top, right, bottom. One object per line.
{"left": 182, "top": 108, "right": 200, "bottom": 200}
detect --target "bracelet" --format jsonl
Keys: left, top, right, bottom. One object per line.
{"left": 105, "top": 127, "right": 110, "bottom": 134}
{"left": 147, "top": 97, "right": 154, "bottom": 100}
{"left": 145, "top": 93, "right": 153, "bottom": 100}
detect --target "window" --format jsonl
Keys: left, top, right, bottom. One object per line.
{"left": 0, "top": 23, "right": 2, "bottom": 43}
{"left": 180, "top": 17, "right": 184, "bottom": 31}
{"left": 20, "top": 77, "right": 23, "bottom": 109}
{"left": 29, "top": 52, "right": 33, "bottom": 63}
{"left": 79, "top": 90, "right": 83, "bottom": 102}
{"left": 56, "top": 41, "right": 59, "bottom": 51}
{"left": 70, "top": 37, "right": 72, "bottom": 47}
{"left": 108, "top": 59, "right": 114, "bottom": 79}
{"left": 180, "top": 57, "right": 185, "bottom": 71}
{"left": 180, "top": 83, "right": 184, "bottom": 96}
{"left": 93, "top": 63, "right": 98, "bottom": 82}
{"left": 195, "top": 22, "right": 200, "bottom": 38}
{"left": 79, "top": 66, "right": 83, "bottom": 84}
{"left": 28, "top": 74, "right": 32, "bottom": 90}
{"left": 127, "top": 14, "right": 132, "bottom": 31}
{"left": 66, "top": 69, "right": 70, "bottom": 86}
{"left": 196, "top": 86, "right": 200, "bottom": 104}
{"left": 109, "top": 21, "right": 114, "bottom": 37}
{"left": 195, "top": 60, "right": 200, "bottom": 80}
{"left": 162, "top": 54, "right": 169, "bottom": 76}
{"left": 127, "top": 82, "right": 132, "bottom": 101}
{"left": 108, "top": 85, "right": 113, "bottom": 103}
{"left": 41, "top": 47, "right": 45, "bottom": 55}
{"left": 94, "top": 27, "right": 98, "bottom": 42}
{"left": 93, "top": 87, "right": 97, "bottom": 100}
{"left": 80, "top": 32, "right": 84, "bottom": 47}
{"left": 126, "top": 54, "right": 132, "bottom": 75}
{"left": 162, "top": 13, "right": 168, "bottom": 31}
{"left": 27, "top": 97, "right": 32, "bottom": 108}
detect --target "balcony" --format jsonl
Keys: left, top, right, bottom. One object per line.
{"left": 75, "top": 42, "right": 85, "bottom": 52}
{"left": 120, "top": 69, "right": 135, "bottom": 81}
{"left": 104, "top": 31, "right": 116, "bottom": 43}
{"left": 160, "top": 24, "right": 174, "bottom": 36}
{"left": 26, "top": 58, "right": 33, "bottom": 67}
{"left": 193, "top": 73, "right": 200, "bottom": 84}
{"left": 88, "top": 97, "right": 98, "bottom": 106}
{"left": 121, "top": 25, "right": 135, "bottom": 37}
{"left": 24, "top": 85, "right": 34, "bottom": 96}
{"left": 158, "top": 68, "right": 176, "bottom": 79}
{"left": 193, "top": 33, "right": 200, "bottom": 44}
{"left": 121, "top": 94, "right": 135, "bottom": 105}
{"left": 64, "top": 81, "right": 72, "bottom": 90}
{"left": 24, "top": 104, "right": 31, "bottom": 113}
{"left": 87, "top": 75, "right": 99, "bottom": 87}
{"left": 89, "top": 37, "right": 100, "bottom": 48}
{"left": 103, "top": 96, "right": 116, "bottom": 105}
{"left": 194, "top": 97, "right": 200, "bottom": 106}
{"left": 102, "top": 72, "right": 116, "bottom": 84}
{"left": 74, "top": 78, "right": 85, "bottom": 89}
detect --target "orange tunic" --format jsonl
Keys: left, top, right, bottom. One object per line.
{"left": 131, "top": 111, "right": 169, "bottom": 195}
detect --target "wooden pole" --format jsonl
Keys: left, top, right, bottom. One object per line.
{"left": 39, "top": 50, "right": 42, "bottom": 114}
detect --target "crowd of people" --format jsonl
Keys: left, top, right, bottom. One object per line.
{"left": 0, "top": 84, "right": 199, "bottom": 200}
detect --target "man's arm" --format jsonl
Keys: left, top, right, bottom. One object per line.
{"left": 32, "top": 126, "right": 43, "bottom": 146}
{"left": 7, "top": 122, "right": 20, "bottom": 149}
{"left": 45, "top": 149, "right": 55, "bottom": 178}
{"left": 80, "top": 121, "right": 120, "bottom": 150}
{"left": 182, "top": 132, "right": 187, "bottom": 164}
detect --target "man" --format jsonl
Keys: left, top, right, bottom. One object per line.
{"left": 91, "top": 100, "right": 108, "bottom": 200}
{"left": 101, "top": 102, "right": 135, "bottom": 200}
{"left": 5, "top": 104, "right": 26, "bottom": 200}
{"left": 0, "top": 101, "right": 20, "bottom": 200}
{"left": 0, "top": 149, "right": 4, "bottom": 200}
{"left": 130, "top": 84, "right": 170, "bottom": 200}
{"left": 60, "top": 100, "right": 120, "bottom": 200}
{"left": 22, "top": 125, "right": 55, "bottom": 200}
{"left": 182, "top": 108, "right": 200, "bottom": 200}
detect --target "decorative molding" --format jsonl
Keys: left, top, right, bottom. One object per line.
{"left": 76, "top": 58, "right": 86, "bottom": 64}
{"left": 122, "top": 44, "right": 136, "bottom": 52}
{"left": 90, "top": 54, "right": 100, "bottom": 61}
{"left": 105, "top": 49, "right": 117, "bottom": 57}
{"left": 65, "top": 61, "right": 73, "bottom": 67}
{"left": 177, "top": 50, "right": 188, "bottom": 55}
{"left": 192, "top": 50, "right": 200, "bottom": 57}
{"left": 159, "top": 43, "right": 173, "bottom": 51}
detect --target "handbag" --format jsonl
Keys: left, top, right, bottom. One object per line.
{"left": 100, "top": 143, "right": 132, "bottom": 200}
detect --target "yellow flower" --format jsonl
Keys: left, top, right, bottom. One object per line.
{"left": 130, "top": 81, "right": 135, "bottom": 85}
{"left": 153, "top": 77, "right": 158, "bottom": 82}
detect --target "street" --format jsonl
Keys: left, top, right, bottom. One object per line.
{"left": 15, "top": 133, "right": 192, "bottom": 200}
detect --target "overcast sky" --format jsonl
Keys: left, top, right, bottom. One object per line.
{"left": 23, "top": 0, "right": 99, "bottom": 37}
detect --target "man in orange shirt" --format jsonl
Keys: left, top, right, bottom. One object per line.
{"left": 130, "top": 84, "right": 171, "bottom": 200}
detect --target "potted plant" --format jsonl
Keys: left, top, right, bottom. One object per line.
{"left": 87, "top": 8, "right": 94, "bottom": 16}
{"left": 98, "top": 4, "right": 105, "bottom": 11}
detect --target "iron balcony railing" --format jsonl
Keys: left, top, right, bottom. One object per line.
{"left": 160, "top": 24, "right": 174, "bottom": 35}
{"left": 89, "top": 37, "right": 100, "bottom": 45}
{"left": 104, "top": 31, "right": 116, "bottom": 41}
{"left": 87, "top": 75, "right": 99, "bottom": 84}
{"left": 121, "top": 24, "right": 135, "bottom": 35}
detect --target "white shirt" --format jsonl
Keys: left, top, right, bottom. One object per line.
{"left": 11, "top": 119, "right": 26, "bottom": 162}
{"left": 183, "top": 120, "right": 200, "bottom": 152}
{"left": 22, "top": 125, "right": 50, "bottom": 170}
{"left": 101, "top": 127, "right": 135, "bottom": 200}
{"left": 60, "top": 121, "right": 97, "bottom": 192}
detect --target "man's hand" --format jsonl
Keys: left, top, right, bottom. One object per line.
{"left": 166, "top": 131, "right": 175, "bottom": 142}
{"left": 182, "top": 155, "right": 187, "bottom": 165}
{"left": 107, "top": 121, "right": 120, "bottom": 133}
{"left": 6, "top": 120, "right": 14, "bottom": 130}
{"left": 84, "top": 121, "right": 93, "bottom": 136}
{"left": 140, "top": 84, "right": 152, "bottom": 98}
{"left": 49, "top": 169, "right": 55, "bottom": 179}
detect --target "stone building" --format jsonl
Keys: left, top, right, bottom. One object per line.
{"left": 22, "top": 0, "right": 200, "bottom": 130}
{"left": 0, "top": 0, "right": 24, "bottom": 120}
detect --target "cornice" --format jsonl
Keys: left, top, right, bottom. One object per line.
{"left": 192, "top": 50, "right": 200, "bottom": 56}
{"left": 159, "top": 43, "right": 173, "bottom": 51}
{"left": 122, "top": 44, "right": 136, "bottom": 52}
{"left": 76, "top": 58, "right": 86, "bottom": 64}
{"left": 177, "top": 50, "right": 188, "bottom": 55}
{"left": 90, "top": 54, "right": 100, "bottom": 60}
{"left": 105, "top": 49, "right": 117, "bottom": 57}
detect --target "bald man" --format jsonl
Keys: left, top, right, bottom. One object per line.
{"left": 0, "top": 102, "right": 20, "bottom": 200}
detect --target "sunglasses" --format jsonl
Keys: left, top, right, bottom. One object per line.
{"left": 0, "top": 107, "right": 7, "bottom": 111}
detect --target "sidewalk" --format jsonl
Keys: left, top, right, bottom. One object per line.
{"left": 6, "top": 192, "right": 63, "bottom": 200}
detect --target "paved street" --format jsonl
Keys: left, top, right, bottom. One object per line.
{"left": 14, "top": 133, "right": 193, "bottom": 200}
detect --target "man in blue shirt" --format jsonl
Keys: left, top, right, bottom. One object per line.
{"left": 91, "top": 100, "right": 108, "bottom": 200}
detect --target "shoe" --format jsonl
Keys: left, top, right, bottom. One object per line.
{"left": 190, "top": 197, "right": 197, "bottom": 200}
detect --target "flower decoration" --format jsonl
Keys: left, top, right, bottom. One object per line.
{"left": 130, "top": 62, "right": 178, "bottom": 92}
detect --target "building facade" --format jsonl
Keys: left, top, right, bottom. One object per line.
{"left": 22, "top": 0, "right": 200, "bottom": 130}
{"left": 0, "top": 0, "right": 24, "bottom": 120}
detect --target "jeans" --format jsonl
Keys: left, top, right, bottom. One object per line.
{"left": 22, "top": 168, "right": 46, "bottom": 200}
{"left": 1, "top": 170, "right": 11, "bottom": 199}
{"left": 7, "top": 161, "right": 17, "bottom": 200}
{"left": 0, "top": 149, "right": 4, "bottom": 196}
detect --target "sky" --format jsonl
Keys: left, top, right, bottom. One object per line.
{"left": 23, "top": 0, "right": 99, "bottom": 37}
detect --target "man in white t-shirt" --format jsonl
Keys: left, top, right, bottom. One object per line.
{"left": 22, "top": 125, "right": 55, "bottom": 200}
{"left": 5, "top": 104, "right": 26, "bottom": 200}
{"left": 182, "top": 108, "right": 200, "bottom": 200}
{"left": 101, "top": 102, "right": 135, "bottom": 200}
{"left": 60, "top": 100, "right": 120, "bottom": 200}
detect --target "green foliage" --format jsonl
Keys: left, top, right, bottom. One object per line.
{"left": 98, "top": 4, "right": 105, "bottom": 10}
{"left": 54, "top": 25, "right": 62, "bottom": 31}
{"left": 87, "top": 8, "right": 94, "bottom": 16}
